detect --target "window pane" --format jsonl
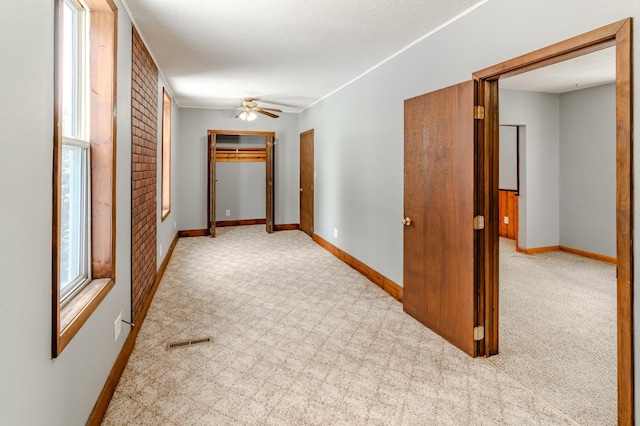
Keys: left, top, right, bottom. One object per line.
{"left": 62, "top": 2, "right": 77, "bottom": 138}
{"left": 60, "top": 144, "right": 86, "bottom": 296}
{"left": 162, "top": 89, "right": 171, "bottom": 218}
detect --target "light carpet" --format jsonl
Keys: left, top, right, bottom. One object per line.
{"left": 103, "top": 226, "right": 596, "bottom": 425}
{"left": 491, "top": 238, "right": 617, "bottom": 426}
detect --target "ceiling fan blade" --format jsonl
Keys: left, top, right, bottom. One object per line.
{"left": 258, "top": 107, "right": 283, "bottom": 112}
{"left": 257, "top": 109, "right": 279, "bottom": 118}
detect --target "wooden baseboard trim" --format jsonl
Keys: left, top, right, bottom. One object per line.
{"left": 178, "top": 228, "right": 209, "bottom": 237}
{"left": 155, "top": 234, "right": 179, "bottom": 289}
{"left": 86, "top": 232, "right": 179, "bottom": 425}
{"left": 516, "top": 245, "right": 560, "bottom": 255}
{"left": 515, "top": 244, "right": 616, "bottom": 264}
{"left": 274, "top": 224, "right": 300, "bottom": 231}
{"left": 217, "top": 218, "right": 266, "bottom": 227}
{"left": 312, "top": 233, "right": 403, "bottom": 302}
{"left": 559, "top": 245, "right": 617, "bottom": 264}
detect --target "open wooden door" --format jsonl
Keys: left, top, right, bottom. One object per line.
{"left": 300, "top": 129, "right": 314, "bottom": 236}
{"left": 403, "top": 81, "right": 479, "bottom": 357}
{"left": 208, "top": 133, "right": 217, "bottom": 237}
{"left": 266, "top": 134, "right": 274, "bottom": 233}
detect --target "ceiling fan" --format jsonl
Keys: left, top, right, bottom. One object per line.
{"left": 235, "top": 98, "right": 282, "bottom": 121}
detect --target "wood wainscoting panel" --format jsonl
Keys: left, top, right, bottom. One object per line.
{"left": 498, "top": 190, "right": 518, "bottom": 240}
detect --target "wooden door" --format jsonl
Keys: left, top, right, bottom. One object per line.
{"left": 300, "top": 129, "right": 314, "bottom": 236}
{"left": 403, "top": 81, "right": 478, "bottom": 357}
{"left": 208, "top": 134, "right": 217, "bottom": 237}
{"left": 266, "top": 135, "right": 274, "bottom": 233}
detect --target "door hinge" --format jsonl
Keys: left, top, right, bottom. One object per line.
{"left": 474, "top": 326, "right": 485, "bottom": 341}
{"left": 473, "top": 215, "right": 485, "bottom": 230}
{"left": 474, "top": 106, "right": 485, "bottom": 120}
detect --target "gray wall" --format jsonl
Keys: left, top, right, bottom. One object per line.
{"left": 299, "top": 0, "right": 639, "bottom": 412}
{"left": 0, "top": 0, "right": 133, "bottom": 424}
{"left": 216, "top": 162, "right": 266, "bottom": 221}
{"left": 1, "top": 0, "right": 639, "bottom": 424}
{"left": 177, "top": 108, "right": 299, "bottom": 230}
{"left": 500, "top": 89, "right": 561, "bottom": 250}
{"left": 499, "top": 85, "right": 616, "bottom": 257}
{"left": 157, "top": 76, "right": 180, "bottom": 266}
{"left": 216, "top": 135, "right": 267, "bottom": 221}
{"left": 559, "top": 84, "right": 616, "bottom": 257}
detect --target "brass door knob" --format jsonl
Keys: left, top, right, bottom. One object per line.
{"left": 402, "top": 217, "right": 412, "bottom": 226}
{"left": 299, "top": 188, "right": 303, "bottom": 192}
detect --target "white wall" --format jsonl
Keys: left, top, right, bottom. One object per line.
{"left": 0, "top": 1, "right": 133, "bottom": 424}
{"left": 500, "top": 89, "right": 561, "bottom": 249}
{"left": 177, "top": 108, "right": 300, "bottom": 230}
{"left": 559, "top": 84, "right": 616, "bottom": 257}
{"left": 299, "top": 0, "right": 639, "bottom": 413}
{"left": 157, "top": 77, "right": 180, "bottom": 267}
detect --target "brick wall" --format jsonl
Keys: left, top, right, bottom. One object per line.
{"left": 131, "top": 26, "right": 158, "bottom": 321}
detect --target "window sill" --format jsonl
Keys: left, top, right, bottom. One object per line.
{"left": 57, "top": 277, "right": 115, "bottom": 356}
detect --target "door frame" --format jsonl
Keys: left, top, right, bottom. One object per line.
{"left": 474, "top": 18, "right": 633, "bottom": 423}
{"left": 299, "top": 129, "right": 314, "bottom": 236}
{"left": 207, "top": 129, "right": 276, "bottom": 235}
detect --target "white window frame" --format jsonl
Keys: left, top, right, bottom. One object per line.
{"left": 60, "top": 139, "right": 91, "bottom": 305}
{"left": 60, "top": 0, "right": 91, "bottom": 306}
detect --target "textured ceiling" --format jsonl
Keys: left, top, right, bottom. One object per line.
{"left": 122, "top": 0, "right": 484, "bottom": 111}
{"left": 500, "top": 47, "right": 616, "bottom": 94}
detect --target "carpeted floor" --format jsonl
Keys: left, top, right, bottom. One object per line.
{"left": 102, "top": 226, "right": 613, "bottom": 425}
{"left": 491, "top": 238, "right": 616, "bottom": 426}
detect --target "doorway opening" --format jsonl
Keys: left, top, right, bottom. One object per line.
{"left": 494, "top": 48, "right": 618, "bottom": 423}
{"left": 207, "top": 130, "right": 275, "bottom": 237}
{"left": 474, "top": 18, "right": 632, "bottom": 423}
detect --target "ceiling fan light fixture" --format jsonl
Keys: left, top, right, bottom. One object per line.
{"left": 238, "top": 110, "right": 257, "bottom": 121}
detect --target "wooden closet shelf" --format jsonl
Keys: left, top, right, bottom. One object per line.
{"left": 216, "top": 147, "right": 266, "bottom": 162}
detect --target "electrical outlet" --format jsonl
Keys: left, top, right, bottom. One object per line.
{"left": 159, "top": 244, "right": 163, "bottom": 257}
{"left": 226, "top": 210, "right": 231, "bottom": 216}
{"left": 114, "top": 311, "right": 123, "bottom": 341}
{"left": 174, "top": 220, "right": 177, "bottom": 229}
{"left": 333, "top": 228, "right": 338, "bottom": 238}
{"left": 504, "top": 216, "right": 509, "bottom": 224}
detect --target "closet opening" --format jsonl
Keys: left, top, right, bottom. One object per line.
{"left": 207, "top": 130, "right": 275, "bottom": 237}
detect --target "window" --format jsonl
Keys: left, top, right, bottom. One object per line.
{"left": 60, "top": 142, "right": 91, "bottom": 303}
{"left": 60, "top": 0, "right": 91, "bottom": 305}
{"left": 161, "top": 88, "right": 171, "bottom": 220}
{"left": 53, "top": 0, "right": 117, "bottom": 357}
